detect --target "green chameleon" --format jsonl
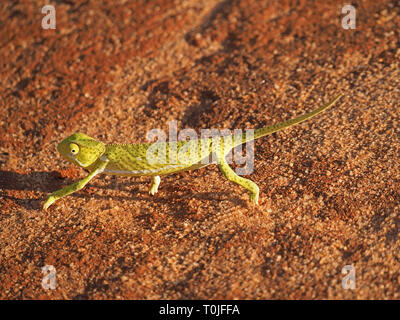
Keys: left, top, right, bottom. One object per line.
{"left": 43, "top": 95, "right": 342, "bottom": 210}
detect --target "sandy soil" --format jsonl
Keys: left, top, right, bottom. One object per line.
{"left": 0, "top": 0, "right": 399, "bottom": 299}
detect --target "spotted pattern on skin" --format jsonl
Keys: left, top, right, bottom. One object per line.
{"left": 103, "top": 164, "right": 187, "bottom": 176}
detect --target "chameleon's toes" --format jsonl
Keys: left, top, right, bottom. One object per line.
{"left": 43, "top": 196, "right": 56, "bottom": 211}
{"left": 149, "top": 186, "right": 159, "bottom": 196}
{"left": 149, "top": 176, "right": 160, "bottom": 196}
{"left": 250, "top": 192, "right": 259, "bottom": 205}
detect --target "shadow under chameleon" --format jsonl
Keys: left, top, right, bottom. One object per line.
{"left": 0, "top": 170, "right": 247, "bottom": 214}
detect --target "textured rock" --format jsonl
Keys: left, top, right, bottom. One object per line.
{"left": 0, "top": 0, "right": 399, "bottom": 299}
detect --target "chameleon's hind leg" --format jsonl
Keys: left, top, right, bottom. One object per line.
{"left": 149, "top": 175, "right": 161, "bottom": 195}
{"left": 217, "top": 156, "right": 259, "bottom": 205}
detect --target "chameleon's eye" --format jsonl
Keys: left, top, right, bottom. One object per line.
{"left": 69, "top": 143, "right": 80, "bottom": 155}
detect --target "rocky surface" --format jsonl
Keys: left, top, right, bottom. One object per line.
{"left": 0, "top": 0, "right": 399, "bottom": 299}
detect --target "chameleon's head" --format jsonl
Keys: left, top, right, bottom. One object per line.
{"left": 57, "top": 132, "right": 106, "bottom": 168}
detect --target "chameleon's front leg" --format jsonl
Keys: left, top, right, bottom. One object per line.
{"left": 149, "top": 175, "right": 161, "bottom": 195}
{"left": 217, "top": 154, "right": 259, "bottom": 205}
{"left": 43, "top": 159, "right": 108, "bottom": 210}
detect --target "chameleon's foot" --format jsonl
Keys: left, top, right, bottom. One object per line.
{"left": 250, "top": 191, "right": 259, "bottom": 205}
{"left": 43, "top": 196, "right": 56, "bottom": 211}
{"left": 217, "top": 156, "right": 260, "bottom": 206}
{"left": 149, "top": 186, "right": 158, "bottom": 196}
{"left": 149, "top": 176, "right": 161, "bottom": 196}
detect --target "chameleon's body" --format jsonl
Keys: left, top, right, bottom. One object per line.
{"left": 43, "top": 95, "right": 341, "bottom": 210}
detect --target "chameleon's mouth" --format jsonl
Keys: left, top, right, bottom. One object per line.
{"left": 68, "top": 154, "right": 86, "bottom": 167}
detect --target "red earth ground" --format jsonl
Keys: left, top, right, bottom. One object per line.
{"left": 0, "top": 0, "right": 399, "bottom": 299}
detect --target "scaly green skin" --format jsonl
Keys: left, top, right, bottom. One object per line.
{"left": 43, "top": 94, "right": 342, "bottom": 210}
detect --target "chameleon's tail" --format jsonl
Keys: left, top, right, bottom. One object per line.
{"left": 238, "top": 94, "right": 342, "bottom": 145}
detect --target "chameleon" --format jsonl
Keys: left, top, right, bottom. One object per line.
{"left": 43, "top": 94, "right": 342, "bottom": 210}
